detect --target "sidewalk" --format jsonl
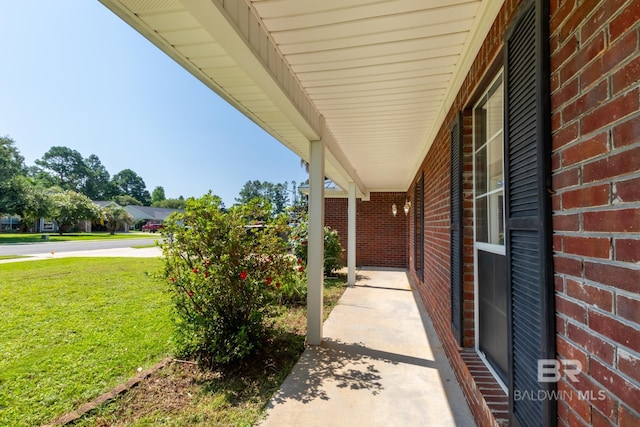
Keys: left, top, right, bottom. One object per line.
{"left": 0, "top": 246, "right": 162, "bottom": 263}
{"left": 259, "top": 268, "right": 476, "bottom": 427}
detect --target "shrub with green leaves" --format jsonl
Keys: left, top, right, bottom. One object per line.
{"left": 290, "top": 215, "right": 344, "bottom": 275}
{"left": 161, "top": 194, "right": 301, "bottom": 366}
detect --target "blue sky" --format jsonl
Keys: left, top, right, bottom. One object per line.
{"left": 0, "top": 2, "right": 308, "bottom": 206}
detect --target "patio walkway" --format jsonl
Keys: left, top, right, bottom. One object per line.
{"left": 259, "top": 268, "right": 476, "bottom": 427}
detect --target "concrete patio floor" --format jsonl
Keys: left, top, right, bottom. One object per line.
{"left": 259, "top": 268, "right": 476, "bottom": 427}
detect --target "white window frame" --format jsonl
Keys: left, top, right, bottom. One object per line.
{"left": 472, "top": 69, "right": 508, "bottom": 394}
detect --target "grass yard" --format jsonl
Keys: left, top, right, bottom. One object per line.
{"left": 0, "top": 258, "right": 172, "bottom": 427}
{"left": 0, "top": 232, "right": 151, "bottom": 244}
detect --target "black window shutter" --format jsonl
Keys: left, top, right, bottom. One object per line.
{"left": 504, "top": 0, "right": 555, "bottom": 426}
{"left": 450, "top": 113, "right": 463, "bottom": 346}
{"left": 414, "top": 173, "right": 424, "bottom": 282}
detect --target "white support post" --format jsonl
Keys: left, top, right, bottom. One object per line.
{"left": 348, "top": 182, "right": 356, "bottom": 287}
{"left": 307, "top": 138, "right": 325, "bottom": 346}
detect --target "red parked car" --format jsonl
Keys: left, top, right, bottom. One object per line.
{"left": 142, "top": 222, "right": 163, "bottom": 233}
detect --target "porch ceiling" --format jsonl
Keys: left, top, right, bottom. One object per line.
{"left": 99, "top": 0, "right": 503, "bottom": 198}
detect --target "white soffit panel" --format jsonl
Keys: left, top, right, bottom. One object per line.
{"left": 251, "top": 0, "right": 492, "bottom": 191}
{"left": 100, "top": 0, "right": 504, "bottom": 193}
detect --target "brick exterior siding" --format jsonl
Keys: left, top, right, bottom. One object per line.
{"left": 325, "top": 192, "right": 408, "bottom": 269}
{"left": 550, "top": 0, "right": 640, "bottom": 425}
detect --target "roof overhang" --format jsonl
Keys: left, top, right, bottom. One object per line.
{"left": 99, "top": 0, "right": 504, "bottom": 198}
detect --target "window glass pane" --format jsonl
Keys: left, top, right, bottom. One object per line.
{"left": 487, "top": 136, "right": 503, "bottom": 192}
{"left": 474, "top": 71, "right": 504, "bottom": 247}
{"left": 475, "top": 146, "right": 487, "bottom": 195}
{"left": 486, "top": 79, "right": 503, "bottom": 138}
{"left": 476, "top": 196, "right": 488, "bottom": 243}
{"left": 488, "top": 191, "right": 505, "bottom": 245}
{"left": 474, "top": 106, "right": 487, "bottom": 148}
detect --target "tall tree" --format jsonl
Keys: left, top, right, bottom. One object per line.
{"left": 83, "top": 154, "right": 115, "bottom": 200}
{"left": 112, "top": 194, "right": 143, "bottom": 206}
{"left": 0, "top": 136, "right": 27, "bottom": 215}
{"left": 0, "top": 136, "right": 25, "bottom": 183}
{"left": 112, "top": 168, "right": 150, "bottom": 205}
{"left": 26, "top": 165, "right": 57, "bottom": 188}
{"left": 235, "top": 180, "right": 290, "bottom": 215}
{"left": 35, "top": 146, "right": 89, "bottom": 191}
{"left": 151, "top": 186, "right": 166, "bottom": 204}
{"left": 152, "top": 198, "right": 187, "bottom": 210}
{"left": 49, "top": 189, "right": 100, "bottom": 234}
{"left": 101, "top": 204, "right": 133, "bottom": 235}
{"left": 288, "top": 181, "right": 307, "bottom": 223}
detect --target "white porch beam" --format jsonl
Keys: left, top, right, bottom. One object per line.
{"left": 348, "top": 182, "right": 357, "bottom": 287}
{"left": 307, "top": 138, "right": 325, "bottom": 346}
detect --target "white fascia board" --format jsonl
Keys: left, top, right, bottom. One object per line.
{"left": 98, "top": 0, "right": 262, "bottom": 132}
{"left": 181, "top": 0, "right": 320, "bottom": 140}
{"left": 320, "top": 117, "right": 369, "bottom": 199}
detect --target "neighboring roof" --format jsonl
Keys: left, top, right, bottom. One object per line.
{"left": 299, "top": 180, "right": 344, "bottom": 198}
{"left": 125, "top": 205, "right": 182, "bottom": 221}
{"left": 99, "top": 0, "right": 503, "bottom": 199}
{"left": 92, "top": 200, "right": 120, "bottom": 209}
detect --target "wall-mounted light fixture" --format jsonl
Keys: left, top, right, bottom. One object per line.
{"left": 403, "top": 200, "right": 411, "bottom": 216}
{"left": 392, "top": 203, "right": 398, "bottom": 217}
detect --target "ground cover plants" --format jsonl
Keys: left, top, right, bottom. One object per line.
{"left": 72, "top": 276, "right": 346, "bottom": 427}
{"left": 0, "top": 258, "right": 171, "bottom": 426}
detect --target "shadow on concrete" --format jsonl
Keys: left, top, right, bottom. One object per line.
{"left": 357, "top": 283, "right": 413, "bottom": 292}
{"left": 269, "top": 335, "right": 445, "bottom": 406}
{"left": 269, "top": 338, "right": 386, "bottom": 404}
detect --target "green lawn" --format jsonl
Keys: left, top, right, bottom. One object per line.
{"left": 0, "top": 258, "right": 172, "bottom": 427}
{"left": 0, "top": 232, "right": 152, "bottom": 244}
{"left": 0, "top": 255, "right": 30, "bottom": 260}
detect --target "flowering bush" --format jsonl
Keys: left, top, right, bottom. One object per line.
{"left": 161, "top": 194, "right": 300, "bottom": 365}
{"left": 289, "top": 215, "right": 344, "bottom": 275}
{"left": 274, "top": 256, "right": 308, "bottom": 305}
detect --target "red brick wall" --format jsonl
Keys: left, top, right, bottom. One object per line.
{"left": 406, "top": 1, "right": 522, "bottom": 425}
{"left": 324, "top": 197, "right": 348, "bottom": 265}
{"left": 550, "top": 0, "right": 640, "bottom": 425}
{"left": 324, "top": 192, "right": 408, "bottom": 268}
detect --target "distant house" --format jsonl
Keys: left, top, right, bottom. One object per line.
{"left": 1, "top": 215, "right": 21, "bottom": 232}
{"left": 125, "top": 205, "right": 182, "bottom": 228}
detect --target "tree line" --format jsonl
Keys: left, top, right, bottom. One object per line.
{"left": 0, "top": 134, "right": 307, "bottom": 232}
{"left": 0, "top": 135, "right": 185, "bottom": 232}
